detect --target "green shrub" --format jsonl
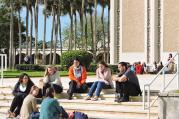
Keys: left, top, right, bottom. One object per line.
{"left": 16, "top": 64, "right": 41, "bottom": 71}
{"left": 61, "top": 50, "right": 93, "bottom": 69}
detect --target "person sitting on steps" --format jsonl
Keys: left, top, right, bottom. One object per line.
{"left": 85, "top": 61, "right": 113, "bottom": 101}
{"left": 42, "top": 66, "right": 63, "bottom": 96}
{"left": 113, "top": 62, "right": 142, "bottom": 102}
{"left": 67, "top": 58, "right": 88, "bottom": 100}
{"left": 8, "top": 73, "right": 34, "bottom": 118}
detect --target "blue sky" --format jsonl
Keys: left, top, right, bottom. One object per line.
{"left": 20, "top": 5, "right": 108, "bottom": 41}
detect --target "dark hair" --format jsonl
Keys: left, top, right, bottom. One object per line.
{"left": 98, "top": 61, "right": 108, "bottom": 68}
{"left": 18, "top": 73, "right": 31, "bottom": 83}
{"left": 119, "top": 62, "right": 128, "bottom": 69}
{"left": 45, "top": 87, "right": 55, "bottom": 98}
{"left": 74, "top": 57, "right": 80, "bottom": 62}
{"left": 73, "top": 57, "right": 83, "bottom": 66}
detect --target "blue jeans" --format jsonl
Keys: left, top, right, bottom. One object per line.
{"left": 88, "top": 81, "right": 105, "bottom": 97}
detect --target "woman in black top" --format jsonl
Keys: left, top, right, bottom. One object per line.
{"left": 8, "top": 73, "right": 34, "bottom": 118}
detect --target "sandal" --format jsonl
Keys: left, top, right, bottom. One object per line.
{"left": 7, "top": 110, "right": 15, "bottom": 118}
{"left": 85, "top": 96, "right": 91, "bottom": 100}
{"left": 91, "top": 96, "right": 98, "bottom": 101}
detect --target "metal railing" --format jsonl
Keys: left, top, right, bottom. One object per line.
{"left": 0, "top": 54, "right": 7, "bottom": 86}
{"left": 143, "top": 53, "right": 179, "bottom": 119}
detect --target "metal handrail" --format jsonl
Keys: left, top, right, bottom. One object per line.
{"left": 143, "top": 53, "right": 179, "bottom": 119}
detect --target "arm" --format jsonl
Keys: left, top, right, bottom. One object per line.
{"left": 12, "top": 82, "right": 19, "bottom": 96}
{"left": 103, "top": 69, "right": 112, "bottom": 81}
{"left": 80, "top": 67, "right": 87, "bottom": 84}
{"left": 32, "top": 98, "right": 38, "bottom": 112}
{"left": 68, "top": 66, "right": 78, "bottom": 82}
{"left": 52, "top": 72, "right": 63, "bottom": 87}
{"left": 113, "top": 75, "right": 128, "bottom": 82}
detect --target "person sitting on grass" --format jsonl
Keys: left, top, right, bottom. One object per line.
{"left": 67, "top": 58, "right": 88, "bottom": 100}
{"left": 8, "top": 73, "right": 34, "bottom": 118}
{"left": 113, "top": 62, "right": 142, "bottom": 102}
{"left": 42, "top": 66, "right": 63, "bottom": 96}
{"left": 85, "top": 61, "right": 113, "bottom": 101}
{"left": 40, "top": 87, "right": 68, "bottom": 119}
{"left": 20, "top": 85, "right": 39, "bottom": 119}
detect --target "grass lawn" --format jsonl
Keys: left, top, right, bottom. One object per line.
{"left": 3, "top": 70, "right": 95, "bottom": 78}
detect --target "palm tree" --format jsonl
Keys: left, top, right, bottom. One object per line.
{"left": 49, "top": 2, "right": 55, "bottom": 64}
{"left": 58, "top": 0, "right": 63, "bottom": 58}
{"left": 9, "top": 0, "right": 14, "bottom": 69}
{"left": 93, "top": 0, "right": 97, "bottom": 62}
{"left": 87, "top": 0, "right": 94, "bottom": 52}
{"left": 42, "top": 0, "right": 47, "bottom": 64}
{"left": 17, "top": 0, "right": 22, "bottom": 64}
{"left": 34, "top": 0, "right": 39, "bottom": 64}
{"left": 69, "top": 0, "right": 74, "bottom": 50}
{"left": 84, "top": 9, "right": 88, "bottom": 51}
{"left": 29, "top": 2, "right": 33, "bottom": 64}
{"left": 25, "top": 0, "right": 29, "bottom": 56}
{"left": 100, "top": 0, "right": 106, "bottom": 62}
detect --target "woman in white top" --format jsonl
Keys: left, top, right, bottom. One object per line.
{"left": 85, "top": 61, "right": 113, "bottom": 101}
{"left": 42, "top": 66, "right": 63, "bottom": 96}
{"left": 8, "top": 73, "right": 34, "bottom": 118}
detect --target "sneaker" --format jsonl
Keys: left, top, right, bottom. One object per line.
{"left": 91, "top": 96, "right": 98, "bottom": 101}
{"left": 119, "top": 95, "right": 129, "bottom": 102}
{"left": 85, "top": 96, "right": 91, "bottom": 100}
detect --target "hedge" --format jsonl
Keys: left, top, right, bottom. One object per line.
{"left": 61, "top": 50, "right": 93, "bottom": 69}
{"left": 16, "top": 64, "right": 42, "bottom": 71}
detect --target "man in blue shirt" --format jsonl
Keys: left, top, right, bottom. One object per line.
{"left": 113, "top": 62, "right": 142, "bottom": 102}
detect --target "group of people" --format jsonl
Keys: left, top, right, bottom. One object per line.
{"left": 8, "top": 58, "right": 142, "bottom": 119}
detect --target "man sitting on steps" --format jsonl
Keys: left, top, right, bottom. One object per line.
{"left": 113, "top": 62, "right": 142, "bottom": 102}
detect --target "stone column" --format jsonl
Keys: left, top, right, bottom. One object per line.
{"left": 110, "top": 0, "right": 120, "bottom": 64}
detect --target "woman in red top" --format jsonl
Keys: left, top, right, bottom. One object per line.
{"left": 67, "top": 58, "right": 88, "bottom": 100}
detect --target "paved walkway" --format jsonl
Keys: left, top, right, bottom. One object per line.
{"left": 0, "top": 74, "right": 178, "bottom": 91}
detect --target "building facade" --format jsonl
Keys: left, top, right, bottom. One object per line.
{"left": 110, "top": 0, "right": 179, "bottom": 64}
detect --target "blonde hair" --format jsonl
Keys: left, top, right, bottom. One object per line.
{"left": 44, "top": 65, "right": 57, "bottom": 77}
{"left": 29, "top": 85, "right": 39, "bottom": 94}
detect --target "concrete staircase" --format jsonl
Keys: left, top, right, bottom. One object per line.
{"left": 0, "top": 86, "right": 159, "bottom": 119}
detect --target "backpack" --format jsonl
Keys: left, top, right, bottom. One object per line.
{"left": 74, "top": 111, "right": 88, "bottom": 119}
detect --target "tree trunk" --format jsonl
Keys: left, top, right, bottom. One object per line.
{"left": 18, "top": 9, "right": 22, "bottom": 64}
{"left": 42, "top": 0, "right": 47, "bottom": 65}
{"left": 74, "top": 12, "right": 77, "bottom": 50}
{"left": 69, "top": 1, "right": 74, "bottom": 50}
{"left": 29, "top": 6, "right": 33, "bottom": 64}
{"left": 80, "top": 0, "right": 85, "bottom": 49}
{"left": 26, "top": 0, "right": 29, "bottom": 56}
{"left": 93, "top": 0, "right": 97, "bottom": 62}
{"left": 9, "top": 0, "right": 14, "bottom": 69}
{"left": 53, "top": 15, "right": 58, "bottom": 65}
{"left": 84, "top": 11, "right": 88, "bottom": 51}
{"left": 58, "top": 2, "right": 62, "bottom": 58}
{"left": 49, "top": 5, "right": 55, "bottom": 64}
{"left": 34, "top": 0, "right": 39, "bottom": 64}
{"left": 101, "top": 4, "right": 106, "bottom": 62}
{"left": 90, "top": 11, "right": 93, "bottom": 52}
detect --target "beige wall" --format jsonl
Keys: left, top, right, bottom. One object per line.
{"left": 163, "top": 0, "right": 179, "bottom": 52}
{"left": 122, "top": 0, "right": 144, "bottom": 52}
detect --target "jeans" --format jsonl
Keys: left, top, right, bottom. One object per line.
{"left": 30, "top": 112, "right": 40, "bottom": 119}
{"left": 88, "top": 81, "right": 105, "bottom": 97}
